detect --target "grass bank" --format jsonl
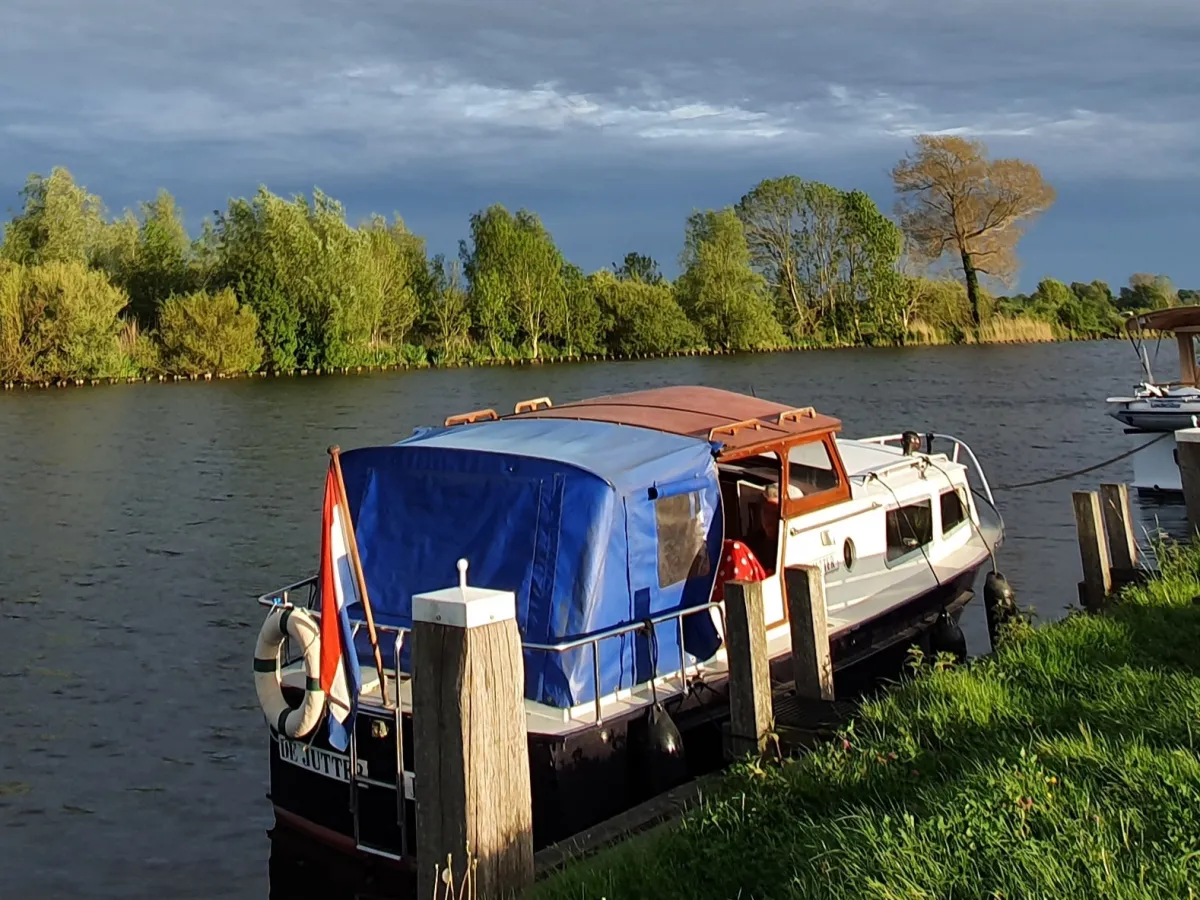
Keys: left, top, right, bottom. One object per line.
{"left": 534, "top": 542, "right": 1200, "bottom": 899}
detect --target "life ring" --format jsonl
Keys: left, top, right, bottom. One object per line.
{"left": 254, "top": 606, "right": 325, "bottom": 739}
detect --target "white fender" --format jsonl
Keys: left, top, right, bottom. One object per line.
{"left": 253, "top": 607, "right": 325, "bottom": 739}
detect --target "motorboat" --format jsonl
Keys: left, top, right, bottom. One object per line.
{"left": 250, "top": 385, "right": 1005, "bottom": 866}
{"left": 1107, "top": 307, "right": 1200, "bottom": 492}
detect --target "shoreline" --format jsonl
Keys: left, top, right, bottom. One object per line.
{"left": 1, "top": 333, "right": 1108, "bottom": 391}
{"left": 531, "top": 536, "right": 1200, "bottom": 899}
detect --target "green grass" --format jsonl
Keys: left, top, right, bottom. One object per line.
{"left": 533, "top": 542, "right": 1200, "bottom": 900}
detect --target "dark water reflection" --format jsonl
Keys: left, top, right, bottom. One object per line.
{"left": 0, "top": 340, "right": 1180, "bottom": 899}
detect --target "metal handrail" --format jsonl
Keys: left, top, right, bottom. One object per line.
{"left": 853, "top": 432, "right": 996, "bottom": 507}
{"left": 257, "top": 580, "right": 727, "bottom": 726}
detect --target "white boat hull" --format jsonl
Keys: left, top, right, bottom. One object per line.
{"left": 1130, "top": 432, "right": 1182, "bottom": 493}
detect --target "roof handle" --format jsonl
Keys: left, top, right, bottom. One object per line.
{"left": 707, "top": 417, "right": 764, "bottom": 442}
{"left": 444, "top": 408, "right": 499, "bottom": 427}
{"left": 778, "top": 407, "right": 816, "bottom": 424}
{"left": 514, "top": 396, "right": 553, "bottom": 414}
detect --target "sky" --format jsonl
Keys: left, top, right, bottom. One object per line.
{"left": 2, "top": 0, "right": 1198, "bottom": 292}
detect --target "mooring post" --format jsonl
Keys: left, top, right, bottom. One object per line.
{"left": 783, "top": 565, "right": 834, "bottom": 701}
{"left": 723, "top": 580, "right": 773, "bottom": 757}
{"left": 411, "top": 560, "right": 534, "bottom": 900}
{"left": 1175, "top": 428, "right": 1200, "bottom": 536}
{"left": 1072, "top": 490, "right": 1111, "bottom": 612}
{"left": 1100, "top": 482, "right": 1140, "bottom": 588}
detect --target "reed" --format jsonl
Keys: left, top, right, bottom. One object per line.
{"left": 973, "top": 315, "right": 1058, "bottom": 344}
{"left": 534, "top": 538, "right": 1200, "bottom": 899}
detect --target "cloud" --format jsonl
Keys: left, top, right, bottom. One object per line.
{"left": 2, "top": 0, "right": 1197, "bottom": 187}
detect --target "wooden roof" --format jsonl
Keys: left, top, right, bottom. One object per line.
{"left": 506, "top": 385, "right": 841, "bottom": 455}
{"left": 1126, "top": 306, "right": 1200, "bottom": 334}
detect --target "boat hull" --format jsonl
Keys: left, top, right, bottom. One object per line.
{"left": 1109, "top": 402, "right": 1200, "bottom": 433}
{"left": 265, "top": 562, "right": 987, "bottom": 870}
{"left": 1130, "top": 431, "right": 1183, "bottom": 493}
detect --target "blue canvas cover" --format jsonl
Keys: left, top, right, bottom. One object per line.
{"left": 334, "top": 417, "right": 724, "bottom": 708}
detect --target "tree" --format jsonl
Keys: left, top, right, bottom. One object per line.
{"left": 1119, "top": 273, "right": 1177, "bottom": 312}
{"left": 421, "top": 254, "right": 472, "bottom": 363}
{"left": 613, "top": 252, "right": 664, "bottom": 284}
{"left": 891, "top": 135, "right": 1056, "bottom": 327}
{"left": 461, "top": 205, "right": 564, "bottom": 358}
{"left": 354, "top": 214, "right": 426, "bottom": 357}
{"left": 115, "top": 190, "right": 197, "bottom": 326}
{"left": 560, "top": 262, "right": 603, "bottom": 355}
{"left": 0, "top": 259, "right": 134, "bottom": 380}
{"left": 734, "top": 176, "right": 810, "bottom": 330}
{"left": 591, "top": 270, "right": 701, "bottom": 355}
{"left": 676, "top": 208, "right": 784, "bottom": 350}
{"left": 835, "top": 189, "right": 904, "bottom": 342}
{"left": 157, "top": 288, "right": 263, "bottom": 374}
{"left": 1, "top": 168, "right": 111, "bottom": 267}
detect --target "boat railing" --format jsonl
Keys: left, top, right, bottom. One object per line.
{"left": 256, "top": 579, "right": 727, "bottom": 726}
{"left": 855, "top": 432, "right": 996, "bottom": 507}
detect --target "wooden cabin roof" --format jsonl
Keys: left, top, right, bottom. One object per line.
{"left": 505, "top": 385, "right": 842, "bottom": 455}
{"left": 1126, "top": 306, "right": 1200, "bottom": 334}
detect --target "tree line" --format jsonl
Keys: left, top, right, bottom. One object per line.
{"left": 0, "top": 135, "right": 1191, "bottom": 382}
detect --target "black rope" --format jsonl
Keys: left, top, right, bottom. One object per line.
{"left": 995, "top": 432, "right": 1170, "bottom": 491}
{"left": 642, "top": 617, "right": 660, "bottom": 706}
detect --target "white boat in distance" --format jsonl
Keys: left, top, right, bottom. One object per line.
{"left": 1106, "top": 306, "right": 1200, "bottom": 493}
{"left": 1107, "top": 306, "right": 1200, "bottom": 433}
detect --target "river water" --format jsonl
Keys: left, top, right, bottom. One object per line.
{"left": 0, "top": 339, "right": 1181, "bottom": 899}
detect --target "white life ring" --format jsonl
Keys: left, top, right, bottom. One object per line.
{"left": 254, "top": 606, "right": 325, "bottom": 739}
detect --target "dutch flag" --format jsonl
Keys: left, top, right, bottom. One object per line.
{"left": 317, "top": 460, "right": 363, "bottom": 752}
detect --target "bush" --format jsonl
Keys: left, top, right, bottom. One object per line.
{"left": 157, "top": 288, "right": 263, "bottom": 375}
{"left": 0, "top": 259, "right": 134, "bottom": 380}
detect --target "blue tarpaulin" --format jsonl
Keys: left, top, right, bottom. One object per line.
{"left": 335, "top": 417, "right": 724, "bottom": 708}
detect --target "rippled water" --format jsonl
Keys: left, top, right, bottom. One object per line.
{"left": 0, "top": 340, "right": 1179, "bottom": 899}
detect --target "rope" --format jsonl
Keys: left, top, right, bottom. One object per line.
{"left": 995, "top": 432, "right": 1170, "bottom": 491}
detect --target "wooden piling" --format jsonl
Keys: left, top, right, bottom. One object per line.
{"left": 1072, "top": 490, "right": 1111, "bottom": 612}
{"left": 1100, "top": 482, "right": 1139, "bottom": 580}
{"left": 1176, "top": 429, "right": 1200, "bottom": 536}
{"left": 411, "top": 565, "right": 534, "bottom": 900}
{"left": 723, "top": 580, "right": 773, "bottom": 757}
{"left": 783, "top": 565, "right": 834, "bottom": 701}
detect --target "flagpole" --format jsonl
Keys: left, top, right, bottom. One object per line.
{"left": 328, "top": 445, "right": 389, "bottom": 704}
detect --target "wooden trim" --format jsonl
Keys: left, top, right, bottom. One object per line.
{"left": 444, "top": 408, "right": 499, "bottom": 426}
{"left": 708, "top": 417, "right": 765, "bottom": 442}
{"left": 777, "top": 407, "right": 815, "bottom": 424}
{"left": 514, "top": 396, "right": 553, "bottom": 414}
{"left": 781, "top": 434, "right": 853, "bottom": 519}
{"left": 715, "top": 427, "right": 841, "bottom": 464}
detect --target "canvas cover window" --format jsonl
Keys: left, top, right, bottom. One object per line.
{"left": 656, "top": 491, "right": 711, "bottom": 588}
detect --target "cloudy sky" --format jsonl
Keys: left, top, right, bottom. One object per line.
{"left": 2, "top": 0, "right": 1198, "bottom": 291}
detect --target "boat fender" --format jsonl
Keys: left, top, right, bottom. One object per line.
{"left": 643, "top": 703, "right": 688, "bottom": 791}
{"left": 929, "top": 610, "right": 967, "bottom": 663}
{"left": 647, "top": 703, "right": 684, "bottom": 758}
{"left": 984, "top": 572, "right": 1018, "bottom": 620}
{"left": 254, "top": 607, "right": 325, "bottom": 739}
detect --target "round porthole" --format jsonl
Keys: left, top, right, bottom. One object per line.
{"left": 843, "top": 537, "right": 856, "bottom": 571}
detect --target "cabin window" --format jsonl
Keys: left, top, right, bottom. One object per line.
{"left": 786, "top": 440, "right": 840, "bottom": 497}
{"left": 940, "top": 488, "right": 968, "bottom": 534}
{"left": 885, "top": 499, "right": 934, "bottom": 563}
{"left": 655, "top": 491, "right": 711, "bottom": 588}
